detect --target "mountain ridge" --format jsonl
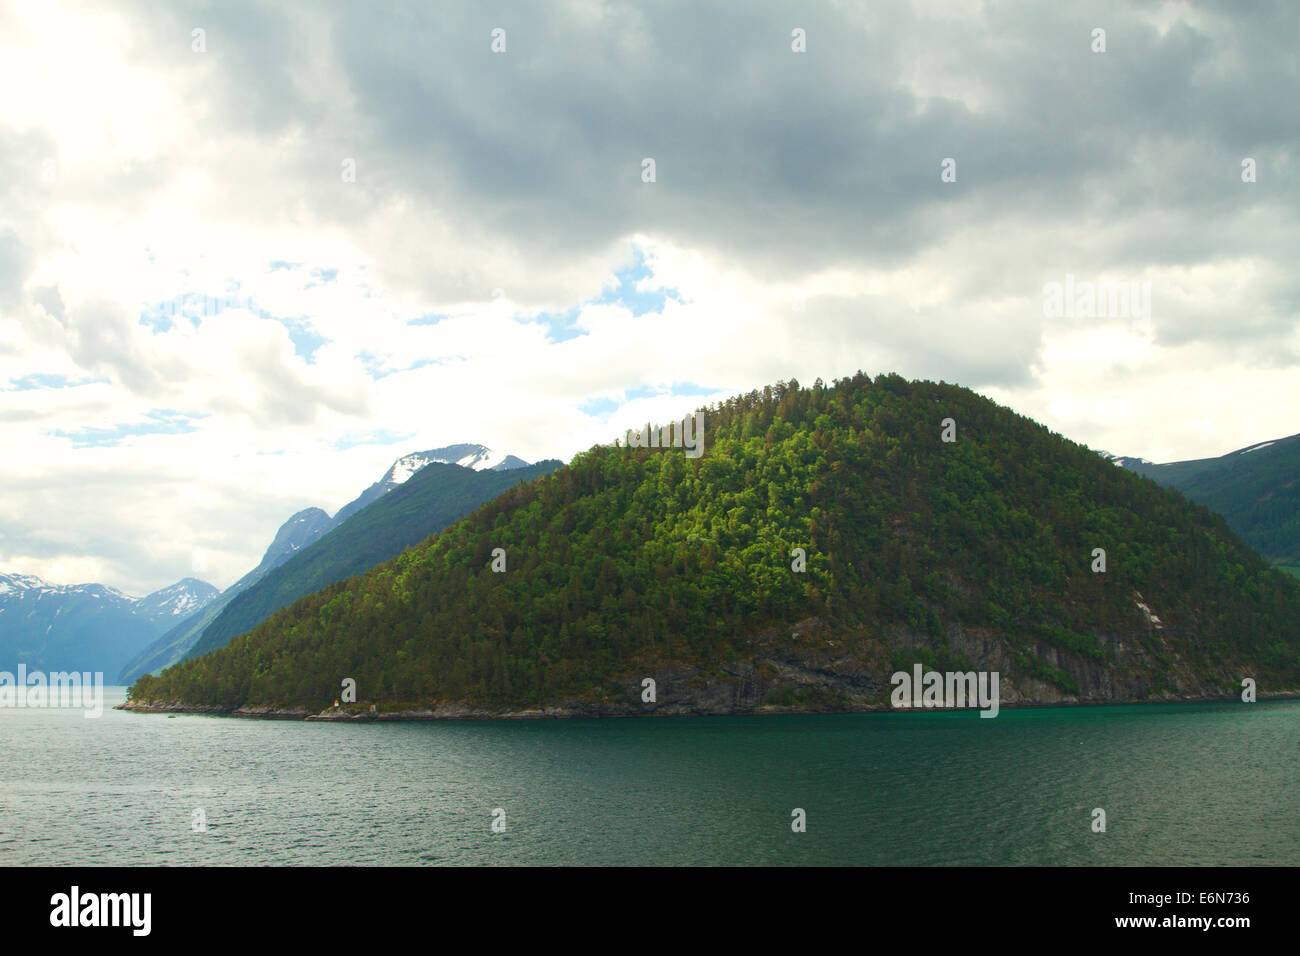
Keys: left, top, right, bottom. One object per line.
{"left": 126, "top": 373, "right": 1300, "bottom": 718}
{"left": 0, "top": 574, "right": 217, "bottom": 677}
{"left": 1110, "top": 432, "right": 1300, "bottom": 572}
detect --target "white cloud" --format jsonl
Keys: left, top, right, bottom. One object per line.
{"left": 0, "top": 0, "right": 1296, "bottom": 593}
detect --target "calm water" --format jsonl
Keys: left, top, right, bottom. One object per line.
{"left": 1, "top": 688, "right": 1296, "bottom": 865}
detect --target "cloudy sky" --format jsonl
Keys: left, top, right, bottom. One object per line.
{"left": 1, "top": 0, "right": 1296, "bottom": 594}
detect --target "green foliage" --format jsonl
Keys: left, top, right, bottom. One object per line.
{"left": 131, "top": 373, "right": 1300, "bottom": 711}
{"left": 188, "top": 460, "right": 561, "bottom": 658}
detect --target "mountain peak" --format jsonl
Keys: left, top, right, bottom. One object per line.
{"left": 382, "top": 444, "right": 530, "bottom": 485}
{"left": 254, "top": 508, "right": 335, "bottom": 575}
{"left": 135, "top": 578, "right": 220, "bottom": 624}
{"left": 330, "top": 443, "right": 531, "bottom": 528}
{"left": 0, "top": 571, "right": 50, "bottom": 594}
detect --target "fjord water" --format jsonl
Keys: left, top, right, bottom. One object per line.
{"left": 2, "top": 688, "right": 1296, "bottom": 866}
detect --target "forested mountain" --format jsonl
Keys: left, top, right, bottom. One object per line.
{"left": 187, "top": 459, "right": 562, "bottom": 660}
{"left": 0, "top": 574, "right": 217, "bottom": 676}
{"left": 1114, "top": 434, "right": 1300, "bottom": 576}
{"left": 127, "top": 373, "right": 1300, "bottom": 717}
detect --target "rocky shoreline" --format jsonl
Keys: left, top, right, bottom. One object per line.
{"left": 116, "top": 616, "right": 1300, "bottom": 722}
{"left": 115, "top": 688, "right": 1299, "bottom": 722}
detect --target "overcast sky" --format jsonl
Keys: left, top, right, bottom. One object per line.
{"left": 1, "top": 0, "right": 1297, "bottom": 594}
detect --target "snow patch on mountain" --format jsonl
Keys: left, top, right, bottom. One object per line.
{"left": 1096, "top": 450, "right": 1153, "bottom": 468}
{"left": 135, "top": 578, "right": 221, "bottom": 621}
{"left": 0, "top": 572, "right": 54, "bottom": 595}
{"left": 382, "top": 444, "right": 526, "bottom": 486}
{"left": 0, "top": 572, "right": 217, "bottom": 620}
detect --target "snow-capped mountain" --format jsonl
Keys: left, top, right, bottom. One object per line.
{"left": 0, "top": 572, "right": 136, "bottom": 606}
{"left": 246, "top": 508, "right": 335, "bottom": 579}
{"left": 133, "top": 578, "right": 221, "bottom": 625}
{"left": 0, "top": 572, "right": 218, "bottom": 676}
{"left": 333, "top": 444, "right": 530, "bottom": 526}
{"left": 383, "top": 444, "right": 529, "bottom": 483}
{"left": 0, "top": 572, "right": 50, "bottom": 595}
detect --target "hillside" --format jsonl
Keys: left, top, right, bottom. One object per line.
{"left": 187, "top": 459, "right": 563, "bottom": 660}
{"left": 127, "top": 373, "right": 1300, "bottom": 717}
{"left": 1116, "top": 434, "right": 1300, "bottom": 574}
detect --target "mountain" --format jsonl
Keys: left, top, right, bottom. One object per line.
{"left": 126, "top": 373, "right": 1300, "bottom": 718}
{"left": 241, "top": 509, "right": 336, "bottom": 584}
{"left": 187, "top": 459, "right": 562, "bottom": 661}
{"left": 1110, "top": 433, "right": 1300, "bottom": 574}
{"left": 117, "top": 508, "right": 334, "bottom": 682}
{"left": 117, "top": 445, "right": 532, "bottom": 682}
{"left": 0, "top": 573, "right": 217, "bottom": 677}
{"left": 331, "top": 444, "right": 529, "bottom": 526}
{"left": 133, "top": 578, "right": 219, "bottom": 626}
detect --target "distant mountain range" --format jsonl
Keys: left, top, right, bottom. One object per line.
{"left": 1103, "top": 434, "right": 1300, "bottom": 574}
{"left": 118, "top": 443, "right": 539, "bottom": 681}
{"left": 0, "top": 574, "right": 217, "bottom": 676}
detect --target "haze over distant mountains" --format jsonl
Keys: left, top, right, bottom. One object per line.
{"left": 0, "top": 574, "right": 217, "bottom": 676}
{"left": 117, "top": 444, "right": 540, "bottom": 682}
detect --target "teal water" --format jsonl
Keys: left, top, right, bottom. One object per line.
{"left": 1, "top": 688, "right": 1296, "bottom": 865}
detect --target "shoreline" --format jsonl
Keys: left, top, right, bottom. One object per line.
{"left": 115, "top": 688, "right": 1300, "bottom": 722}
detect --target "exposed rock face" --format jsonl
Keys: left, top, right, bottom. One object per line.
{"left": 118, "top": 615, "right": 1290, "bottom": 721}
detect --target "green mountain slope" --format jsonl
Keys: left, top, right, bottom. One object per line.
{"left": 1119, "top": 433, "right": 1300, "bottom": 569}
{"left": 128, "top": 373, "right": 1300, "bottom": 716}
{"left": 187, "top": 459, "right": 563, "bottom": 660}
{"left": 117, "top": 508, "right": 334, "bottom": 682}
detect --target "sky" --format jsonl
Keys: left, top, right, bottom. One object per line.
{"left": 1, "top": 0, "right": 1297, "bottom": 594}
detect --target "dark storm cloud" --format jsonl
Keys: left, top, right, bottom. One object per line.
{"left": 102, "top": 0, "right": 1299, "bottom": 379}
{"left": 123, "top": 3, "right": 1294, "bottom": 264}
{"left": 325, "top": 2, "right": 1297, "bottom": 271}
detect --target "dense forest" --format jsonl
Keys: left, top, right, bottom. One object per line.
{"left": 129, "top": 373, "right": 1300, "bottom": 713}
